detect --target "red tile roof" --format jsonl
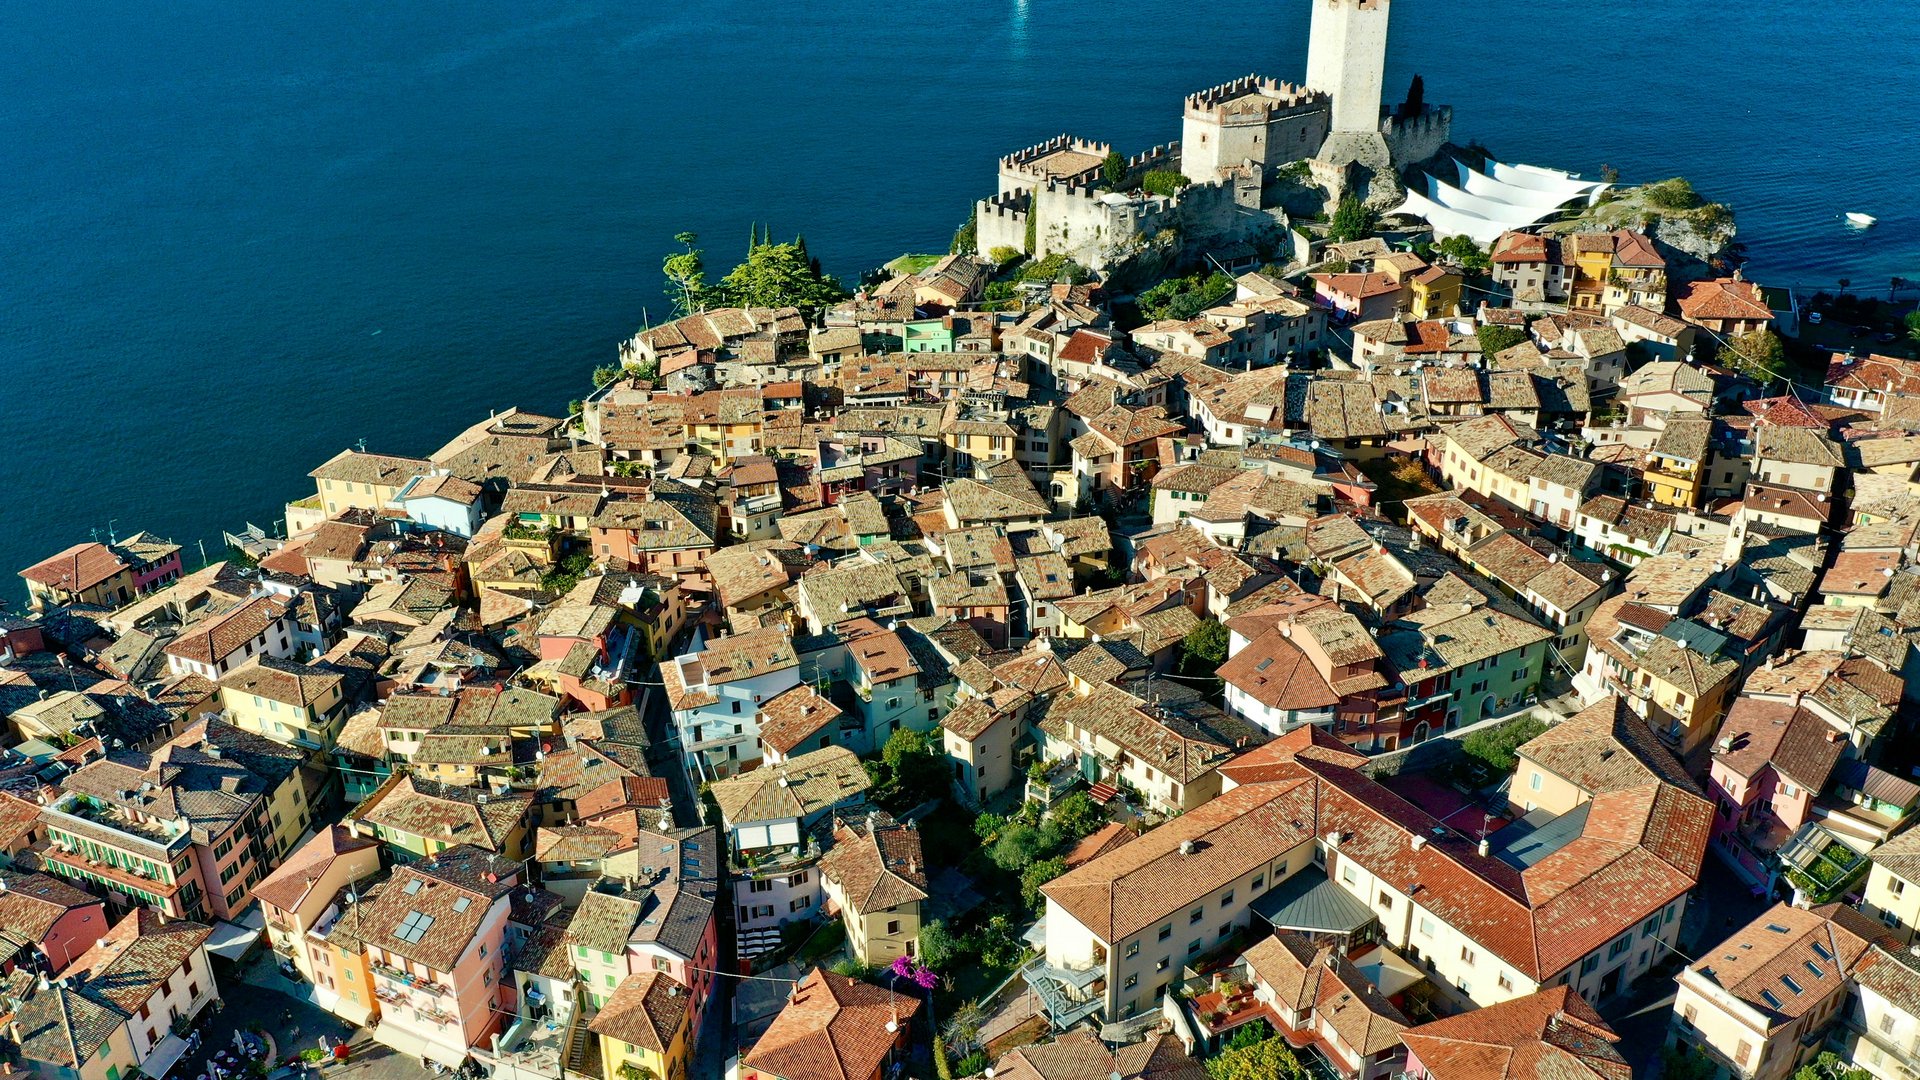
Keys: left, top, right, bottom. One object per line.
{"left": 741, "top": 968, "right": 921, "bottom": 1080}
{"left": 1400, "top": 986, "right": 1629, "bottom": 1080}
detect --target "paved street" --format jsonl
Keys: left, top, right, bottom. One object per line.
{"left": 222, "top": 954, "right": 438, "bottom": 1080}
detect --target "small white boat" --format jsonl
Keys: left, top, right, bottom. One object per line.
{"left": 1846, "top": 212, "right": 1877, "bottom": 227}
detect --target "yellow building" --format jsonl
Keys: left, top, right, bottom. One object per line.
{"left": 590, "top": 971, "right": 692, "bottom": 1080}
{"left": 1408, "top": 264, "right": 1462, "bottom": 320}
{"left": 1644, "top": 418, "right": 1713, "bottom": 510}
{"left": 308, "top": 449, "right": 430, "bottom": 517}
{"left": 217, "top": 657, "right": 348, "bottom": 752}
{"left": 1864, "top": 829, "right": 1920, "bottom": 943}
{"left": 308, "top": 882, "right": 384, "bottom": 1027}
{"left": 818, "top": 812, "right": 927, "bottom": 968}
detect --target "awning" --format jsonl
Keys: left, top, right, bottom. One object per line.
{"left": 141, "top": 1033, "right": 192, "bottom": 1079}
{"left": 206, "top": 907, "right": 266, "bottom": 961}
{"left": 369, "top": 1022, "right": 470, "bottom": 1069}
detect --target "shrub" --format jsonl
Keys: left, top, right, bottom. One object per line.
{"left": 1476, "top": 323, "right": 1529, "bottom": 356}
{"left": 1460, "top": 716, "right": 1549, "bottom": 775}
{"left": 1020, "top": 857, "right": 1068, "bottom": 908}
{"left": 1047, "top": 792, "right": 1104, "bottom": 841}
{"left": 988, "top": 245, "right": 1022, "bottom": 267}
{"left": 1644, "top": 177, "right": 1703, "bottom": 211}
{"left": 830, "top": 958, "right": 872, "bottom": 980}
{"left": 1142, "top": 169, "right": 1190, "bottom": 197}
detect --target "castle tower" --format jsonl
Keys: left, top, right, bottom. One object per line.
{"left": 1305, "top": 0, "right": 1390, "bottom": 136}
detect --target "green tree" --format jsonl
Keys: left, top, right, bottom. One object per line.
{"left": 540, "top": 551, "right": 593, "bottom": 595}
{"left": 1477, "top": 323, "right": 1529, "bottom": 356}
{"left": 1328, "top": 196, "right": 1376, "bottom": 243}
{"left": 1142, "top": 169, "right": 1191, "bottom": 197}
{"left": 1725, "top": 327, "right": 1786, "bottom": 380}
{"left": 593, "top": 363, "right": 623, "bottom": 388}
{"left": 1204, "top": 1035, "right": 1309, "bottom": 1080}
{"left": 1020, "top": 857, "right": 1068, "bottom": 908}
{"left": 918, "top": 920, "right": 961, "bottom": 967}
{"left": 714, "top": 240, "right": 847, "bottom": 315}
{"left": 1182, "top": 620, "right": 1229, "bottom": 667}
{"left": 870, "top": 727, "right": 947, "bottom": 810}
{"left": 988, "top": 245, "right": 1022, "bottom": 268}
{"left": 663, "top": 232, "right": 706, "bottom": 316}
{"left": 1101, "top": 150, "right": 1127, "bottom": 189}
{"left": 975, "top": 913, "right": 1026, "bottom": 969}
{"left": 972, "top": 812, "right": 1008, "bottom": 845}
{"left": 1436, "top": 234, "right": 1489, "bottom": 273}
{"left": 1223, "top": 1019, "right": 1274, "bottom": 1051}
{"left": 989, "top": 823, "right": 1056, "bottom": 872}
{"left": 1137, "top": 271, "right": 1234, "bottom": 321}
{"left": 1793, "top": 1052, "right": 1871, "bottom": 1080}
{"left": 944, "top": 1000, "right": 988, "bottom": 1059}
{"left": 1047, "top": 792, "right": 1104, "bottom": 841}
{"left": 1906, "top": 310, "right": 1920, "bottom": 343}
{"left": 1460, "top": 716, "right": 1548, "bottom": 775}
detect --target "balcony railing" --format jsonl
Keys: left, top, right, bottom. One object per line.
{"left": 372, "top": 961, "right": 449, "bottom": 997}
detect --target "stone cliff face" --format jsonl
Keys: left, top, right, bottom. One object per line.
{"left": 1550, "top": 178, "right": 1738, "bottom": 279}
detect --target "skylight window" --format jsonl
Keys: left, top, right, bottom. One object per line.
{"left": 452, "top": 896, "right": 471, "bottom": 914}
{"left": 394, "top": 911, "right": 436, "bottom": 943}
{"left": 1781, "top": 975, "right": 1803, "bottom": 995}
{"left": 1812, "top": 942, "right": 1834, "bottom": 960}
{"left": 404, "top": 879, "right": 423, "bottom": 895}
{"left": 1764, "top": 923, "right": 1791, "bottom": 934}
{"left": 1804, "top": 961, "right": 1825, "bottom": 979}
{"left": 1760, "top": 990, "right": 1782, "bottom": 1009}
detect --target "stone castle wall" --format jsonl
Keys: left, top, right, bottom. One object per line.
{"left": 974, "top": 191, "right": 1030, "bottom": 259}
{"left": 1180, "top": 75, "right": 1329, "bottom": 183}
{"left": 1381, "top": 106, "right": 1453, "bottom": 169}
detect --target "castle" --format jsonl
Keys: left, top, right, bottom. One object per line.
{"left": 974, "top": 0, "right": 1450, "bottom": 272}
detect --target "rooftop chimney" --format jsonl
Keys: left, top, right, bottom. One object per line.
{"left": 1476, "top": 838, "right": 1490, "bottom": 857}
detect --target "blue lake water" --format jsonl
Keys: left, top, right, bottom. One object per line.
{"left": 2, "top": 0, "right": 1916, "bottom": 595}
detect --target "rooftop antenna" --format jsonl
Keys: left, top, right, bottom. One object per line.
{"left": 356, "top": 438, "right": 368, "bottom": 453}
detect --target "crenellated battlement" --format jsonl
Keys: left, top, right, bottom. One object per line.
{"left": 1380, "top": 104, "right": 1452, "bottom": 139}
{"left": 1127, "top": 141, "right": 1180, "bottom": 174}
{"left": 998, "top": 134, "right": 1112, "bottom": 184}
{"left": 1184, "top": 75, "right": 1327, "bottom": 122}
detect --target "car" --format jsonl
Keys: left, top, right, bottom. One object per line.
{"left": 1807, "top": 311, "right": 1823, "bottom": 324}
{"left": 1877, "top": 331, "right": 1899, "bottom": 344}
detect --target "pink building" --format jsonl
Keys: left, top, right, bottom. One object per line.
{"left": 0, "top": 869, "right": 110, "bottom": 973}
{"left": 1708, "top": 697, "right": 1844, "bottom": 888}
{"left": 356, "top": 845, "right": 525, "bottom": 1068}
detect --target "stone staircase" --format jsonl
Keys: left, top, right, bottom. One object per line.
{"left": 563, "top": 985, "right": 603, "bottom": 1080}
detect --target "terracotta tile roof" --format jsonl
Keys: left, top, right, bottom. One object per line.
{"left": 1714, "top": 697, "right": 1844, "bottom": 790}
{"left": 308, "top": 449, "right": 432, "bottom": 487}
{"left": 164, "top": 595, "right": 288, "bottom": 666}
{"left": 19, "top": 543, "right": 135, "bottom": 592}
{"left": 993, "top": 1027, "right": 1206, "bottom": 1080}
{"left": 709, "top": 746, "right": 870, "bottom": 825}
{"left": 741, "top": 967, "right": 921, "bottom": 1080}
{"left": 820, "top": 810, "right": 928, "bottom": 914}
{"left": 253, "top": 824, "right": 379, "bottom": 915}
{"left": 1312, "top": 272, "right": 1401, "bottom": 300}
{"left": 1043, "top": 781, "right": 1319, "bottom": 942}
{"left": 355, "top": 774, "right": 533, "bottom": 853}
{"left": 1685, "top": 902, "right": 1888, "bottom": 1024}
{"left": 0, "top": 869, "right": 102, "bottom": 942}
{"left": 353, "top": 844, "right": 519, "bottom": 971}
{"left": 1828, "top": 352, "right": 1920, "bottom": 396}
{"left": 589, "top": 970, "right": 690, "bottom": 1053}
{"left": 1676, "top": 277, "right": 1774, "bottom": 323}
{"left": 1242, "top": 930, "right": 1408, "bottom": 1055}
{"left": 1399, "top": 985, "right": 1628, "bottom": 1080}
{"left": 751, "top": 684, "right": 839, "bottom": 756}
{"left": 65, "top": 908, "right": 213, "bottom": 1016}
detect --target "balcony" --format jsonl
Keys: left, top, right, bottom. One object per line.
{"left": 1021, "top": 955, "right": 1106, "bottom": 1030}
{"left": 372, "top": 961, "right": 450, "bottom": 997}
